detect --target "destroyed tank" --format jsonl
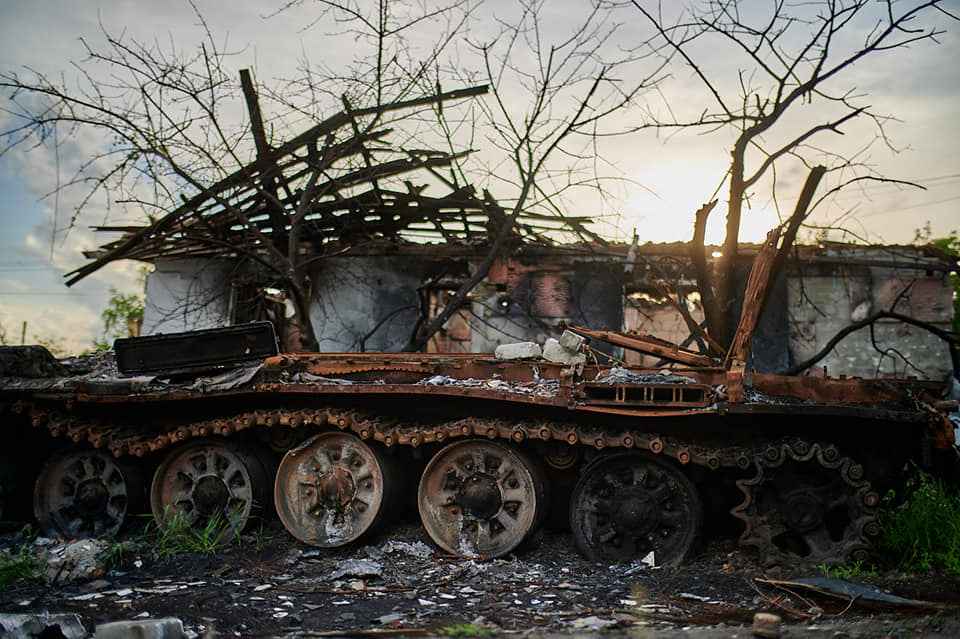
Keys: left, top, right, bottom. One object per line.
{"left": 1, "top": 245, "right": 956, "bottom": 569}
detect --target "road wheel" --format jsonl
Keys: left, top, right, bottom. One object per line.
{"left": 418, "top": 439, "right": 545, "bottom": 558}
{"left": 570, "top": 452, "right": 701, "bottom": 565}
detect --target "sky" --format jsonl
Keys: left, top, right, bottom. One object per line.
{"left": 1, "top": 0, "right": 958, "bottom": 353}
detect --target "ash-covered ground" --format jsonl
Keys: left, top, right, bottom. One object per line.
{"left": 2, "top": 517, "right": 960, "bottom": 638}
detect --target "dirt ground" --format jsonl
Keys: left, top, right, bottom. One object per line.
{"left": 2, "top": 517, "right": 960, "bottom": 639}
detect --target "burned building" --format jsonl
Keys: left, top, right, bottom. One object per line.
{"left": 126, "top": 240, "right": 954, "bottom": 380}
{"left": 64, "top": 82, "right": 957, "bottom": 381}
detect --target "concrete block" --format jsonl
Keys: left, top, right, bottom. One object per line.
{"left": 557, "top": 330, "right": 586, "bottom": 352}
{"left": 494, "top": 342, "right": 542, "bottom": 360}
{"left": 0, "top": 613, "right": 86, "bottom": 639}
{"left": 94, "top": 617, "right": 185, "bottom": 639}
{"left": 542, "top": 338, "right": 586, "bottom": 365}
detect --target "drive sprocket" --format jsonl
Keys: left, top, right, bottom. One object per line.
{"left": 731, "top": 439, "right": 880, "bottom": 568}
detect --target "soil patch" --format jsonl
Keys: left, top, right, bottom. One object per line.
{"left": 2, "top": 519, "right": 959, "bottom": 638}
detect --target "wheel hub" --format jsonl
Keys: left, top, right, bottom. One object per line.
{"left": 318, "top": 468, "right": 356, "bottom": 508}
{"left": 456, "top": 473, "right": 502, "bottom": 520}
{"left": 781, "top": 490, "right": 823, "bottom": 533}
{"left": 74, "top": 479, "right": 109, "bottom": 518}
{"left": 418, "top": 440, "right": 544, "bottom": 558}
{"left": 275, "top": 432, "right": 392, "bottom": 548}
{"left": 35, "top": 450, "right": 132, "bottom": 539}
{"left": 193, "top": 475, "right": 230, "bottom": 515}
{"left": 614, "top": 489, "right": 658, "bottom": 535}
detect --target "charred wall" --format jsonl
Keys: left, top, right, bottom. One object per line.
{"left": 786, "top": 262, "right": 954, "bottom": 379}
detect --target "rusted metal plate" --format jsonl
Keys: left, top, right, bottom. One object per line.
{"left": 265, "top": 352, "right": 567, "bottom": 382}
{"left": 747, "top": 373, "right": 913, "bottom": 404}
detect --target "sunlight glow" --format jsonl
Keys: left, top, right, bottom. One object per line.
{"left": 616, "top": 163, "right": 784, "bottom": 245}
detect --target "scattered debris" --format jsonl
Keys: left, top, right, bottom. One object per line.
{"left": 569, "top": 615, "right": 618, "bottom": 630}
{"left": 376, "top": 540, "right": 433, "bottom": 560}
{"left": 557, "top": 330, "right": 587, "bottom": 352}
{"left": 93, "top": 616, "right": 186, "bottom": 639}
{"left": 330, "top": 559, "right": 383, "bottom": 580}
{"left": 37, "top": 537, "right": 113, "bottom": 584}
{"left": 595, "top": 367, "right": 697, "bottom": 385}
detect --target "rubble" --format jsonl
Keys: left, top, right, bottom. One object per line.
{"left": 36, "top": 538, "right": 113, "bottom": 584}
{"left": 752, "top": 612, "right": 781, "bottom": 638}
{"left": 542, "top": 338, "right": 586, "bottom": 366}
{"left": 494, "top": 342, "right": 542, "bottom": 360}
{"left": 416, "top": 374, "right": 560, "bottom": 397}
{"left": 0, "top": 523, "right": 958, "bottom": 638}
{"left": 569, "top": 615, "right": 619, "bottom": 631}
{"left": 557, "top": 330, "right": 587, "bottom": 352}
{"left": 595, "top": 366, "right": 697, "bottom": 385}
{"left": 330, "top": 558, "right": 383, "bottom": 580}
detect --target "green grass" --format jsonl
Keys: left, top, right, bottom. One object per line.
{"left": 435, "top": 624, "right": 498, "bottom": 637}
{"left": 819, "top": 560, "right": 877, "bottom": 581}
{"left": 145, "top": 504, "right": 245, "bottom": 556}
{"left": 98, "top": 537, "right": 127, "bottom": 570}
{"left": 878, "top": 465, "right": 960, "bottom": 574}
{"left": 0, "top": 526, "right": 42, "bottom": 589}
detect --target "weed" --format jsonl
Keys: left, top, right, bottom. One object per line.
{"left": 0, "top": 527, "right": 42, "bottom": 589}
{"left": 249, "top": 517, "right": 271, "bottom": 552}
{"left": 98, "top": 537, "right": 126, "bottom": 570}
{"left": 145, "top": 503, "right": 246, "bottom": 556}
{"left": 435, "top": 624, "right": 497, "bottom": 637}
{"left": 819, "top": 560, "right": 877, "bottom": 581}
{"left": 878, "top": 465, "right": 960, "bottom": 574}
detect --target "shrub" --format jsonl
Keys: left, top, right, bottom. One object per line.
{"left": 878, "top": 465, "right": 960, "bottom": 574}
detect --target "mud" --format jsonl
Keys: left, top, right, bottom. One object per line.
{"left": 2, "top": 519, "right": 959, "bottom": 638}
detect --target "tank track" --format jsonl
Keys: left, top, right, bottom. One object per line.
{"left": 731, "top": 439, "right": 879, "bottom": 568}
{"left": 22, "top": 404, "right": 749, "bottom": 467}
{"left": 20, "top": 403, "right": 877, "bottom": 566}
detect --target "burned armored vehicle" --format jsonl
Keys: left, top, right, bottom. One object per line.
{"left": 2, "top": 235, "right": 955, "bottom": 569}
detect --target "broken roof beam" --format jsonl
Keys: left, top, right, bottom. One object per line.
{"left": 65, "top": 85, "right": 489, "bottom": 285}
{"left": 568, "top": 325, "right": 722, "bottom": 368}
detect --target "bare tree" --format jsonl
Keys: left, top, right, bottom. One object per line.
{"left": 400, "top": 0, "right": 669, "bottom": 350}
{"left": 266, "top": 0, "right": 670, "bottom": 351}
{"left": 3, "top": 1, "right": 669, "bottom": 353}
{"left": 628, "top": 0, "right": 958, "bottom": 348}
{"left": 0, "top": 5, "right": 491, "bottom": 351}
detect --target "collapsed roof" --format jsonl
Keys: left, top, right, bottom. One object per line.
{"left": 67, "top": 84, "right": 602, "bottom": 286}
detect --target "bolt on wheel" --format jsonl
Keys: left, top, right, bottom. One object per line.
{"left": 570, "top": 452, "right": 701, "bottom": 565}
{"left": 418, "top": 439, "right": 545, "bottom": 558}
{"left": 34, "top": 449, "right": 137, "bottom": 538}
{"left": 150, "top": 439, "right": 267, "bottom": 535}
{"left": 274, "top": 431, "right": 396, "bottom": 547}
